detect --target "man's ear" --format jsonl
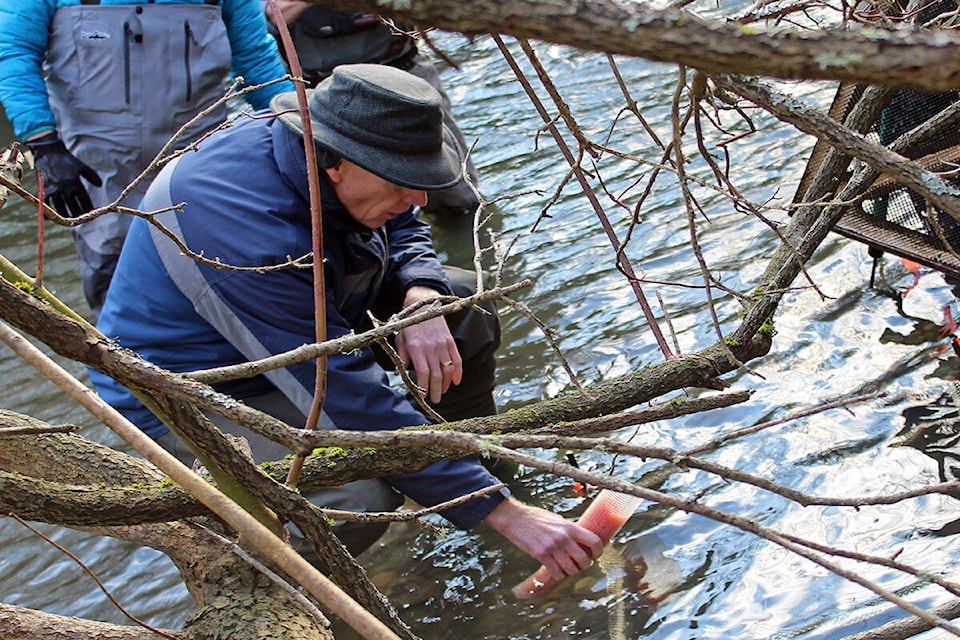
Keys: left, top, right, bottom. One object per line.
{"left": 324, "top": 162, "right": 343, "bottom": 184}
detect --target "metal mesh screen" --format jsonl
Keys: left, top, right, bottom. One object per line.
{"left": 793, "top": 83, "right": 960, "bottom": 279}
{"left": 864, "top": 87, "right": 960, "bottom": 252}
{"left": 791, "top": 0, "right": 960, "bottom": 279}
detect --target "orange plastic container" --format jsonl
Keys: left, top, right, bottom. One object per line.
{"left": 512, "top": 489, "right": 643, "bottom": 599}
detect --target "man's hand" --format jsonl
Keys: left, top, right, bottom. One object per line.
{"left": 27, "top": 131, "right": 101, "bottom": 219}
{"left": 484, "top": 497, "right": 603, "bottom": 580}
{"left": 396, "top": 286, "right": 462, "bottom": 404}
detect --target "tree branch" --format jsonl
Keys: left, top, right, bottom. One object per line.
{"left": 332, "top": 0, "right": 960, "bottom": 91}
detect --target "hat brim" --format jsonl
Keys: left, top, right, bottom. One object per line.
{"left": 271, "top": 91, "right": 464, "bottom": 191}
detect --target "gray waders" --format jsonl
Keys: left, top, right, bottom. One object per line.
{"left": 45, "top": 2, "right": 230, "bottom": 315}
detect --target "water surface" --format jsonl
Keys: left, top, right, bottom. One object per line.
{"left": 2, "top": 31, "right": 959, "bottom": 640}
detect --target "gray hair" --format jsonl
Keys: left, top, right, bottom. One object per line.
{"left": 314, "top": 143, "right": 341, "bottom": 169}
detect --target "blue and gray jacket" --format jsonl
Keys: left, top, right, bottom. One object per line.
{"left": 0, "top": 0, "right": 292, "bottom": 140}
{"left": 91, "top": 115, "right": 505, "bottom": 528}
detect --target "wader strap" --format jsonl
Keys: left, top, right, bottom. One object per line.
{"left": 78, "top": 1, "right": 220, "bottom": 6}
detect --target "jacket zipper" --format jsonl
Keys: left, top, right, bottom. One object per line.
{"left": 184, "top": 22, "right": 193, "bottom": 103}
{"left": 123, "top": 21, "right": 131, "bottom": 105}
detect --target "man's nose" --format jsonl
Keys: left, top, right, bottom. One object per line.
{"left": 405, "top": 188, "right": 428, "bottom": 208}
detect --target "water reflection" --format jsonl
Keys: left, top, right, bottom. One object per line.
{"left": 897, "top": 386, "right": 960, "bottom": 532}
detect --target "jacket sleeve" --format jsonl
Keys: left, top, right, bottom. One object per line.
{"left": 0, "top": 0, "right": 58, "bottom": 140}
{"left": 320, "top": 297, "right": 508, "bottom": 528}
{"left": 222, "top": 0, "right": 295, "bottom": 110}
{"left": 382, "top": 210, "right": 454, "bottom": 301}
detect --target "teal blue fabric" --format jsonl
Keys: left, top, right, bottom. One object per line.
{"left": 0, "top": 0, "right": 293, "bottom": 139}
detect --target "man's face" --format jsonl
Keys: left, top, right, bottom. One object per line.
{"left": 325, "top": 160, "right": 428, "bottom": 229}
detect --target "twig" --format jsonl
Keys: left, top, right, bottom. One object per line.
{"left": 0, "top": 423, "right": 81, "bottom": 436}
{"left": 316, "top": 483, "right": 506, "bottom": 523}
{"left": 676, "top": 70, "right": 731, "bottom": 350}
{"left": 498, "top": 295, "right": 587, "bottom": 396}
{"left": 10, "top": 514, "right": 183, "bottom": 640}
{"left": 492, "top": 34, "right": 675, "bottom": 360}
{"left": 0, "top": 143, "right": 22, "bottom": 211}
{"left": 0, "top": 178, "right": 315, "bottom": 274}
{"left": 373, "top": 329, "right": 446, "bottom": 423}
{"left": 265, "top": 0, "right": 328, "bottom": 492}
{"left": 35, "top": 172, "right": 44, "bottom": 290}
{"left": 187, "top": 281, "right": 530, "bottom": 385}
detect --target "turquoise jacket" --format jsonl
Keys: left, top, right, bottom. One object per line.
{"left": 0, "top": 0, "right": 293, "bottom": 140}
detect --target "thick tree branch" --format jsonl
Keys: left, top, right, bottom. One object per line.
{"left": 333, "top": 0, "right": 960, "bottom": 91}
{"left": 0, "top": 392, "right": 751, "bottom": 526}
{"left": 0, "top": 603, "right": 182, "bottom": 640}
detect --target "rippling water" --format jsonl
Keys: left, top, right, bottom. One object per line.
{"left": 3, "top": 30, "right": 960, "bottom": 640}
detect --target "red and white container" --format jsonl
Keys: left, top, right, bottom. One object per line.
{"left": 512, "top": 489, "right": 643, "bottom": 599}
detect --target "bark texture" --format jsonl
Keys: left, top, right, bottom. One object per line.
{"left": 331, "top": 0, "right": 960, "bottom": 91}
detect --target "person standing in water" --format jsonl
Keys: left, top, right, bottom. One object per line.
{"left": 0, "top": 0, "right": 295, "bottom": 316}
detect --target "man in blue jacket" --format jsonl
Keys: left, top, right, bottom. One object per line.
{"left": 0, "top": 0, "right": 294, "bottom": 316}
{"left": 91, "top": 64, "right": 602, "bottom": 576}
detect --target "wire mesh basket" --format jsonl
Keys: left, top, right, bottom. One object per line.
{"left": 792, "top": 0, "right": 960, "bottom": 279}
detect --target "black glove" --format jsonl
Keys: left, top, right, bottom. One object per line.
{"left": 26, "top": 131, "right": 102, "bottom": 218}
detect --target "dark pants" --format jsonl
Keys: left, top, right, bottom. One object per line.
{"left": 369, "top": 266, "right": 500, "bottom": 422}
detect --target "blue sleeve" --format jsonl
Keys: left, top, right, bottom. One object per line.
{"left": 385, "top": 460, "right": 507, "bottom": 529}
{"left": 310, "top": 291, "right": 507, "bottom": 528}
{"left": 382, "top": 211, "right": 454, "bottom": 301}
{"left": 317, "top": 304, "right": 507, "bottom": 528}
{"left": 0, "top": 0, "right": 58, "bottom": 140}
{"left": 222, "top": 0, "right": 294, "bottom": 110}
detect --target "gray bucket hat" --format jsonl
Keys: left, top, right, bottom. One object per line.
{"left": 270, "top": 63, "right": 464, "bottom": 191}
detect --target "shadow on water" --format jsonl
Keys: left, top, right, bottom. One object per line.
{"left": 896, "top": 386, "right": 960, "bottom": 537}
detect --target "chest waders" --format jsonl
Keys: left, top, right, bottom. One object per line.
{"left": 44, "top": 1, "right": 231, "bottom": 314}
